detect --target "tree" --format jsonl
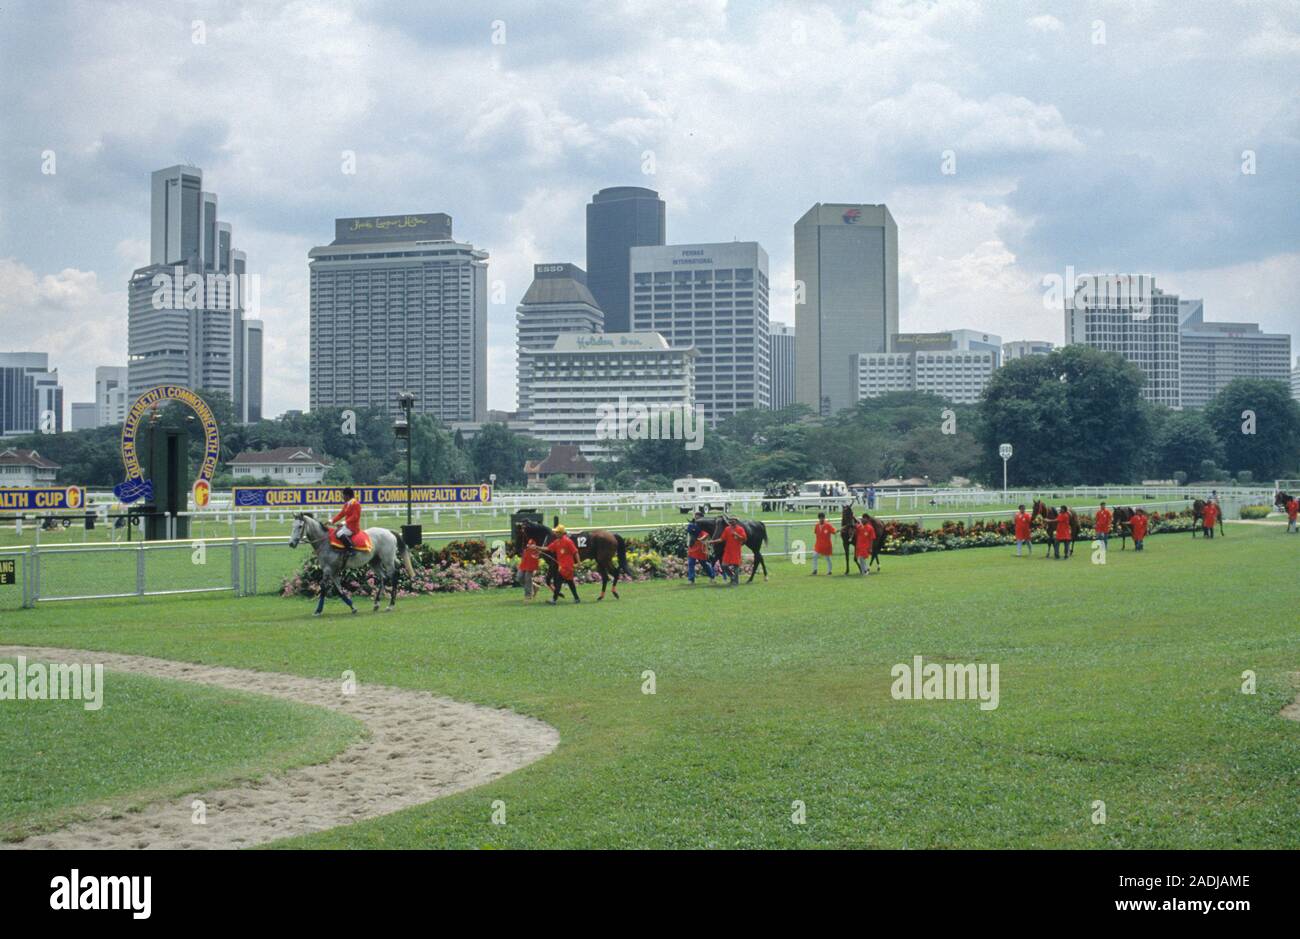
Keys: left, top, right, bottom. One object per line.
{"left": 545, "top": 473, "right": 570, "bottom": 491}
{"left": 1151, "top": 410, "right": 1223, "bottom": 480}
{"left": 468, "top": 423, "right": 545, "bottom": 485}
{"left": 1203, "top": 379, "right": 1300, "bottom": 480}
{"left": 977, "top": 347, "right": 1148, "bottom": 485}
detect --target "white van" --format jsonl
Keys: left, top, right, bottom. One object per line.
{"left": 674, "top": 477, "right": 722, "bottom": 513}
{"left": 796, "top": 480, "right": 849, "bottom": 509}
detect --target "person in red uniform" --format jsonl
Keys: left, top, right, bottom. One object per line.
{"left": 1287, "top": 496, "right": 1299, "bottom": 534}
{"left": 811, "top": 512, "right": 837, "bottom": 575}
{"left": 544, "top": 525, "right": 581, "bottom": 604}
{"left": 1094, "top": 501, "right": 1112, "bottom": 552}
{"left": 1130, "top": 509, "right": 1149, "bottom": 551}
{"left": 518, "top": 538, "right": 541, "bottom": 601}
{"left": 716, "top": 517, "right": 747, "bottom": 586}
{"left": 686, "top": 521, "right": 715, "bottom": 584}
{"left": 331, "top": 487, "right": 362, "bottom": 559}
{"left": 1054, "top": 505, "right": 1073, "bottom": 560}
{"left": 854, "top": 516, "right": 876, "bottom": 575}
{"left": 1013, "top": 504, "right": 1032, "bottom": 557}
{"left": 1202, "top": 499, "right": 1218, "bottom": 539}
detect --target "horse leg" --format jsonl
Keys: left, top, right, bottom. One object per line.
{"left": 388, "top": 565, "right": 399, "bottom": 609}
{"left": 611, "top": 563, "right": 620, "bottom": 599}
{"left": 371, "top": 560, "right": 383, "bottom": 612}
{"left": 759, "top": 550, "right": 769, "bottom": 581}
{"left": 597, "top": 566, "right": 607, "bottom": 600}
{"left": 314, "top": 573, "right": 328, "bottom": 616}
{"left": 331, "top": 570, "right": 356, "bottom": 613}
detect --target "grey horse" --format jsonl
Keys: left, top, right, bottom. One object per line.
{"left": 289, "top": 513, "right": 416, "bottom": 615}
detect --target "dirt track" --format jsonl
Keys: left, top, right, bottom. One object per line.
{"left": 0, "top": 645, "right": 558, "bottom": 849}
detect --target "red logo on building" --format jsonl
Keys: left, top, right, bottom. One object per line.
{"left": 842, "top": 208, "right": 861, "bottom": 224}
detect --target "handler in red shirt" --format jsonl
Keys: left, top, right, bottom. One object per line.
{"left": 1094, "top": 502, "right": 1112, "bottom": 551}
{"left": 1013, "top": 504, "right": 1032, "bottom": 557}
{"left": 1054, "top": 506, "right": 1073, "bottom": 560}
{"left": 518, "top": 538, "right": 541, "bottom": 601}
{"left": 545, "top": 525, "right": 581, "bottom": 604}
{"left": 1130, "top": 510, "right": 1149, "bottom": 551}
{"left": 716, "top": 518, "right": 747, "bottom": 586}
{"left": 686, "top": 526, "right": 715, "bottom": 584}
{"left": 854, "top": 518, "right": 876, "bottom": 575}
{"left": 1202, "top": 500, "right": 1219, "bottom": 539}
{"left": 1287, "top": 497, "right": 1299, "bottom": 534}
{"left": 811, "top": 512, "right": 837, "bottom": 576}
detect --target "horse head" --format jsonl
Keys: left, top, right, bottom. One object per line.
{"left": 290, "top": 513, "right": 320, "bottom": 549}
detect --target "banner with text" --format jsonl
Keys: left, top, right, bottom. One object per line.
{"left": 0, "top": 486, "right": 84, "bottom": 511}
{"left": 232, "top": 485, "right": 492, "bottom": 508}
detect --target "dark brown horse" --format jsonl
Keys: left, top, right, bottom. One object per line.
{"left": 514, "top": 518, "right": 630, "bottom": 599}
{"left": 1191, "top": 499, "right": 1225, "bottom": 538}
{"left": 840, "top": 504, "right": 884, "bottom": 574}
{"left": 1032, "top": 499, "right": 1080, "bottom": 558}
{"left": 698, "top": 515, "right": 769, "bottom": 582}
{"left": 1110, "top": 506, "right": 1137, "bottom": 550}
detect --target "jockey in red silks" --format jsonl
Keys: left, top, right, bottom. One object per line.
{"left": 332, "top": 487, "right": 362, "bottom": 558}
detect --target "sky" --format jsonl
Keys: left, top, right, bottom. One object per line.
{"left": 1, "top": 0, "right": 1297, "bottom": 419}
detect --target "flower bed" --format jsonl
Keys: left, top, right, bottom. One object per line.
{"left": 279, "top": 510, "right": 1202, "bottom": 597}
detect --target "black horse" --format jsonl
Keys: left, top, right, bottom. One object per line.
{"left": 1032, "top": 499, "right": 1080, "bottom": 558}
{"left": 513, "top": 518, "right": 631, "bottom": 600}
{"left": 1110, "top": 506, "right": 1137, "bottom": 550}
{"left": 698, "top": 515, "right": 769, "bottom": 582}
{"left": 840, "top": 504, "right": 884, "bottom": 574}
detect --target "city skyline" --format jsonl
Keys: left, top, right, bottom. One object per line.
{"left": 2, "top": 1, "right": 1298, "bottom": 421}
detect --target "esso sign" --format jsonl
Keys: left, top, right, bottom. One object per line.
{"left": 193, "top": 478, "right": 211, "bottom": 508}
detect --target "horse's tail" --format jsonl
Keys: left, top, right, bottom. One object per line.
{"left": 392, "top": 531, "right": 416, "bottom": 580}
{"left": 616, "top": 533, "right": 631, "bottom": 575}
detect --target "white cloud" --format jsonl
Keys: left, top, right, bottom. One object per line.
{"left": 1027, "top": 15, "right": 1064, "bottom": 33}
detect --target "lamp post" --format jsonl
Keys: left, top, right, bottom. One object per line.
{"left": 999, "top": 443, "right": 1013, "bottom": 496}
{"left": 395, "top": 392, "right": 419, "bottom": 546}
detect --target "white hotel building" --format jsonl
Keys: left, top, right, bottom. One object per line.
{"left": 856, "top": 330, "right": 1001, "bottom": 404}
{"left": 527, "top": 332, "right": 696, "bottom": 459}
{"left": 629, "top": 241, "right": 769, "bottom": 425}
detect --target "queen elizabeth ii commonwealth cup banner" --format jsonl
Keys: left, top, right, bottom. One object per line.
{"left": 231, "top": 485, "right": 493, "bottom": 508}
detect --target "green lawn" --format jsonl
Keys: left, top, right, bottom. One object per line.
{"left": 0, "top": 661, "right": 364, "bottom": 841}
{"left": 0, "top": 522, "right": 1296, "bottom": 848}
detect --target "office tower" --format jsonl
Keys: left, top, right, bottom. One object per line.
{"left": 856, "top": 330, "right": 1002, "bottom": 404}
{"left": 586, "top": 186, "right": 665, "bottom": 332}
{"left": 95, "top": 366, "right": 129, "bottom": 426}
{"left": 309, "top": 213, "right": 487, "bottom": 422}
{"left": 1064, "top": 274, "right": 1182, "bottom": 409}
{"left": 1292, "top": 357, "right": 1300, "bottom": 404}
{"left": 0, "top": 352, "right": 62, "bottom": 437}
{"left": 770, "top": 323, "right": 796, "bottom": 410}
{"left": 516, "top": 263, "right": 603, "bottom": 421}
{"left": 527, "top": 332, "right": 696, "bottom": 459}
{"left": 129, "top": 165, "right": 263, "bottom": 422}
{"left": 70, "top": 402, "right": 98, "bottom": 430}
{"left": 1177, "top": 300, "right": 1292, "bottom": 408}
{"left": 1003, "top": 340, "right": 1054, "bottom": 361}
{"left": 629, "top": 241, "right": 770, "bottom": 425}
{"left": 795, "top": 203, "right": 899, "bottom": 416}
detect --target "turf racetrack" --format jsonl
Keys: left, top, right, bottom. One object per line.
{"left": 1, "top": 522, "right": 1296, "bottom": 848}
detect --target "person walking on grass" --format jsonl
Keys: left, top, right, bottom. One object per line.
{"left": 854, "top": 515, "right": 876, "bottom": 575}
{"left": 1054, "top": 505, "right": 1073, "bottom": 560}
{"left": 1287, "top": 496, "right": 1299, "bottom": 534}
{"left": 715, "top": 516, "right": 746, "bottom": 586}
{"left": 1094, "top": 501, "right": 1112, "bottom": 552}
{"left": 686, "top": 520, "right": 716, "bottom": 584}
{"left": 1130, "top": 509, "right": 1149, "bottom": 551}
{"left": 811, "top": 512, "right": 837, "bottom": 575}
{"left": 1014, "top": 504, "right": 1032, "bottom": 557}
{"left": 543, "top": 524, "right": 581, "bottom": 604}
{"left": 1202, "top": 499, "right": 1219, "bottom": 539}
{"left": 518, "top": 537, "right": 541, "bottom": 601}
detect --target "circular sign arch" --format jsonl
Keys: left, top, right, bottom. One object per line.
{"left": 113, "top": 385, "right": 221, "bottom": 504}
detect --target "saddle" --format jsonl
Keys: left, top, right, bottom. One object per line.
{"left": 328, "top": 528, "right": 372, "bottom": 552}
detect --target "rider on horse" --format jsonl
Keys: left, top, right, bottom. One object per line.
{"left": 332, "top": 487, "right": 361, "bottom": 561}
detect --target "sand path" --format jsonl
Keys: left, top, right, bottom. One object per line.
{"left": 0, "top": 645, "right": 558, "bottom": 849}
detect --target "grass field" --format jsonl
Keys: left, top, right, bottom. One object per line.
{"left": 0, "top": 660, "right": 364, "bottom": 841}
{"left": 1, "top": 521, "right": 1296, "bottom": 848}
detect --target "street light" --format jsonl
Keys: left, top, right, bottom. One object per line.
{"left": 999, "top": 443, "right": 1013, "bottom": 496}
{"left": 395, "top": 392, "right": 419, "bottom": 547}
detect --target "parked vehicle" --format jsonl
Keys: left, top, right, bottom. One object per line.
{"left": 674, "top": 476, "right": 723, "bottom": 513}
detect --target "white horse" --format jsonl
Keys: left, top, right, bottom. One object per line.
{"left": 289, "top": 513, "right": 416, "bottom": 615}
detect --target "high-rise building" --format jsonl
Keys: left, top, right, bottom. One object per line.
{"left": 795, "top": 203, "right": 899, "bottom": 416}
{"left": 1064, "top": 274, "right": 1182, "bottom": 409}
{"left": 1292, "top": 357, "right": 1300, "bottom": 404}
{"left": 856, "top": 330, "right": 1002, "bottom": 404}
{"left": 1003, "top": 340, "right": 1055, "bottom": 361}
{"left": 95, "top": 366, "right": 129, "bottom": 426}
{"left": 586, "top": 186, "right": 665, "bottom": 333}
{"left": 309, "top": 213, "right": 487, "bottom": 422}
{"left": 629, "top": 242, "right": 770, "bottom": 425}
{"left": 129, "top": 165, "right": 263, "bottom": 422}
{"left": 770, "top": 323, "right": 796, "bottom": 410}
{"left": 0, "top": 352, "right": 62, "bottom": 437}
{"left": 70, "top": 402, "right": 98, "bottom": 430}
{"left": 527, "top": 332, "right": 696, "bottom": 459}
{"left": 1177, "top": 300, "right": 1292, "bottom": 408}
{"left": 516, "top": 263, "right": 603, "bottom": 421}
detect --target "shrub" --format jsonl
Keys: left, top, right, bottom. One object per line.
{"left": 644, "top": 525, "right": 689, "bottom": 556}
{"left": 1239, "top": 505, "right": 1271, "bottom": 519}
